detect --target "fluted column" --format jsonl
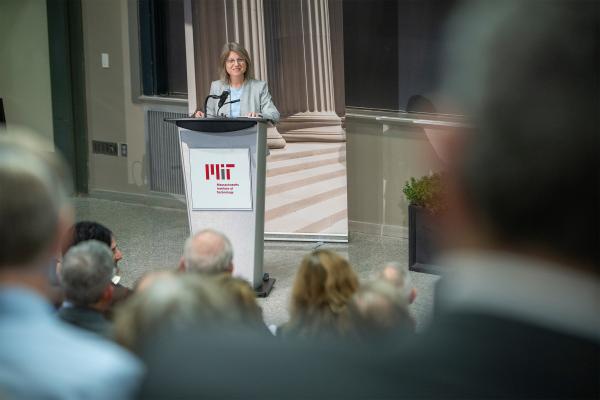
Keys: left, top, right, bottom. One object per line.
{"left": 328, "top": 0, "right": 345, "bottom": 118}
{"left": 264, "top": 0, "right": 345, "bottom": 142}
{"left": 223, "top": 0, "right": 268, "bottom": 80}
{"left": 191, "top": 0, "right": 227, "bottom": 105}
{"left": 192, "top": 0, "right": 286, "bottom": 148}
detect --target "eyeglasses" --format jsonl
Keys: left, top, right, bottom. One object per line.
{"left": 226, "top": 58, "right": 246, "bottom": 65}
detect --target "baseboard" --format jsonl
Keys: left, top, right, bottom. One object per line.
{"left": 349, "top": 220, "right": 409, "bottom": 239}
{"left": 265, "top": 232, "right": 348, "bottom": 243}
{"left": 86, "top": 189, "right": 187, "bottom": 210}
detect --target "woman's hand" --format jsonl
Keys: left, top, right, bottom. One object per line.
{"left": 246, "top": 112, "right": 260, "bottom": 118}
{"left": 193, "top": 110, "right": 205, "bottom": 118}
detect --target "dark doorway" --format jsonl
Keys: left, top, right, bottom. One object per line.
{"left": 47, "top": 0, "right": 88, "bottom": 193}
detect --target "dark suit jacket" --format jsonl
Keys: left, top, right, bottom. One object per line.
{"left": 139, "top": 312, "right": 599, "bottom": 399}
{"left": 58, "top": 306, "right": 112, "bottom": 339}
{"left": 382, "top": 311, "right": 600, "bottom": 399}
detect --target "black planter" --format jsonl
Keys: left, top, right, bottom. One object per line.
{"left": 408, "top": 204, "right": 443, "bottom": 275}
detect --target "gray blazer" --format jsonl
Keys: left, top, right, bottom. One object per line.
{"left": 207, "top": 79, "right": 280, "bottom": 122}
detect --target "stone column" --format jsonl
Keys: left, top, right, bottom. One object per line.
{"left": 191, "top": 0, "right": 227, "bottom": 104}
{"left": 192, "top": 0, "right": 286, "bottom": 148}
{"left": 223, "top": 0, "right": 268, "bottom": 80}
{"left": 264, "top": 0, "right": 345, "bottom": 142}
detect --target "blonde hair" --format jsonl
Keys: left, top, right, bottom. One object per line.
{"left": 215, "top": 275, "right": 264, "bottom": 329}
{"left": 218, "top": 42, "right": 254, "bottom": 83}
{"left": 286, "top": 250, "right": 359, "bottom": 339}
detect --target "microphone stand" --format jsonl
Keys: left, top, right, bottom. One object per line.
{"left": 202, "top": 95, "right": 220, "bottom": 117}
{"left": 217, "top": 99, "right": 241, "bottom": 117}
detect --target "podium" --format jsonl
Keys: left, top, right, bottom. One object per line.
{"left": 168, "top": 118, "right": 274, "bottom": 296}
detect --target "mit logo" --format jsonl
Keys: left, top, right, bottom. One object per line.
{"left": 205, "top": 163, "right": 235, "bottom": 180}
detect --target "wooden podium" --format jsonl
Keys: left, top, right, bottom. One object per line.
{"left": 168, "top": 118, "right": 274, "bottom": 296}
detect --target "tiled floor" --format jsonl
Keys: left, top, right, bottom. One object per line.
{"left": 73, "top": 196, "right": 440, "bottom": 330}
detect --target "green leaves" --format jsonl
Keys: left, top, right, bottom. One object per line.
{"left": 403, "top": 173, "right": 446, "bottom": 214}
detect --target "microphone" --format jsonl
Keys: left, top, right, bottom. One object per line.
{"left": 217, "top": 90, "right": 230, "bottom": 108}
{"left": 217, "top": 91, "right": 234, "bottom": 117}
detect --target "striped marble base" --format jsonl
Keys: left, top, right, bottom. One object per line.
{"left": 265, "top": 142, "right": 348, "bottom": 237}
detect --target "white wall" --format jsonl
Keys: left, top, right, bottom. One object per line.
{"left": 82, "top": 0, "right": 187, "bottom": 195}
{"left": 0, "top": 0, "right": 54, "bottom": 149}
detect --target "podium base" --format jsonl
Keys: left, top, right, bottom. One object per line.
{"left": 409, "top": 262, "right": 443, "bottom": 276}
{"left": 255, "top": 277, "right": 276, "bottom": 298}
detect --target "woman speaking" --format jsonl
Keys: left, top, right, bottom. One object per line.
{"left": 194, "top": 42, "right": 280, "bottom": 122}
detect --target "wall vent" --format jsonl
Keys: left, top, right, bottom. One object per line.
{"left": 92, "top": 140, "right": 118, "bottom": 156}
{"left": 147, "top": 110, "right": 187, "bottom": 195}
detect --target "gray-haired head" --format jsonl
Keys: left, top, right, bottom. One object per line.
{"left": 113, "top": 274, "right": 238, "bottom": 352}
{"left": 378, "top": 262, "right": 414, "bottom": 303}
{"left": 183, "top": 229, "right": 234, "bottom": 274}
{"left": 60, "top": 240, "right": 114, "bottom": 307}
{"left": 351, "top": 280, "right": 415, "bottom": 338}
{"left": 0, "top": 128, "right": 72, "bottom": 269}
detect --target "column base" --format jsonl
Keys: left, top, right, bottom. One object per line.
{"left": 267, "top": 125, "right": 286, "bottom": 149}
{"left": 277, "top": 112, "right": 346, "bottom": 142}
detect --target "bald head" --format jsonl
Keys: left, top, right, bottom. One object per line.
{"left": 183, "top": 229, "right": 233, "bottom": 274}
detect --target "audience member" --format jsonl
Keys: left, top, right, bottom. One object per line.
{"left": 349, "top": 280, "right": 415, "bottom": 342}
{"left": 6, "top": 129, "right": 75, "bottom": 308}
{"left": 0, "top": 130, "right": 142, "bottom": 399}
{"left": 279, "top": 249, "right": 359, "bottom": 340}
{"left": 215, "top": 275, "right": 271, "bottom": 335}
{"left": 374, "top": 1, "right": 600, "bottom": 397}
{"left": 66, "top": 221, "right": 132, "bottom": 308}
{"left": 71, "top": 221, "right": 123, "bottom": 275}
{"left": 47, "top": 257, "right": 66, "bottom": 308}
{"left": 113, "top": 274, "right": 240, "bottom": 354}
{"left": 379, "top": 262, "right": 417, "bottom": 304}
{"left": 135, "top": 270, "right": 175, "bottom": 292}
{"left": 58, "top": 240, "right": 115, "bottom": 338}
{"left": 180, "top": 229, "right": 234, "bottom": 274}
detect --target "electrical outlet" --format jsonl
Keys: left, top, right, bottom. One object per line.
{"left": 120, "top": 143, "right": 128, "bottom": 157}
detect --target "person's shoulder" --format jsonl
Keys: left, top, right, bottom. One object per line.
{"left": 248, "top": 79, "right": 267, "bottom": 88}
{"left": 63, "top": 328, "right": 143, "bottom": 395}
{"left": 0, "top": 316, "right": 143, "bottom": 398}
{"left": 211, "top": 80, "right": 226, "bottom": 89}
{"left": 56, "top": 321, "right": 142, "bottom": 373}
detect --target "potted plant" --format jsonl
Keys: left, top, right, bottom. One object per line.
{"left": 403, "top": 173, "right": 446, "bottom": 274}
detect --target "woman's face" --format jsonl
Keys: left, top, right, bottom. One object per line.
{"left": 225, "top": 51, "right": 246, "bottom": 80}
